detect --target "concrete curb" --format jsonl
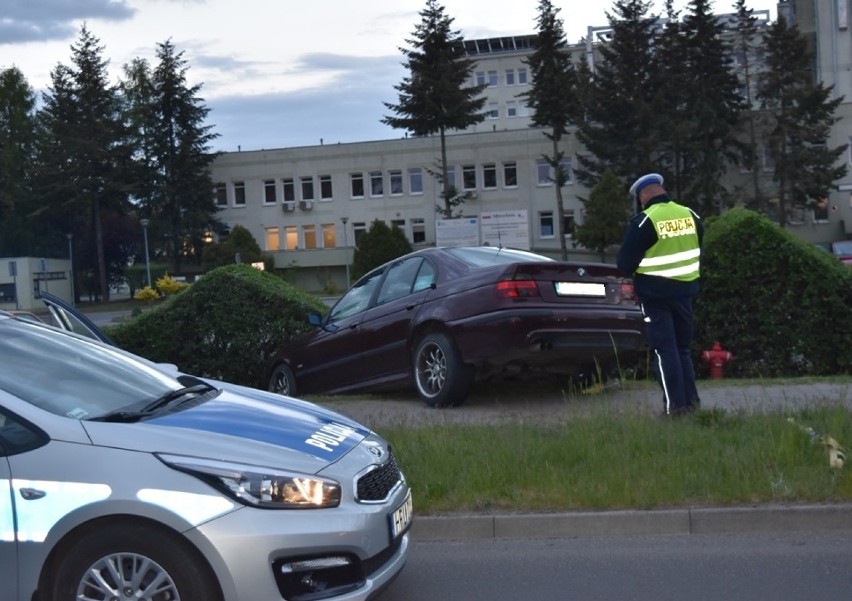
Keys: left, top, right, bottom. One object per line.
{"left": 411, "top": 503, "right": 852, "bottom": 541}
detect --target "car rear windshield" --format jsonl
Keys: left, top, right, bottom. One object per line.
{"left": 0, "top": 319, "right": 180, "bottom": 419}
{"left": 445, "top": 246, "right": 554, "bottom": 267}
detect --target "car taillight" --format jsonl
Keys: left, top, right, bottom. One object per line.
{"left": 496, "top": 280, "right": 540, "bottom": 299}
{"left": 620, "top": 281, "right": 638, "bottom": 303}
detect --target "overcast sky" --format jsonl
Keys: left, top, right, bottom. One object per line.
{"left": 3, "top": 0, "right": 777, "bottom": 153}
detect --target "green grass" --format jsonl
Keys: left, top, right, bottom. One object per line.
{"left": 382, "top": 405, "right": 852, "bottom": 515}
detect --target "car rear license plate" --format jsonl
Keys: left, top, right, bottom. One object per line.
{"left": 555, "top": 282, "right": 607, "bottom": 297}
{"left": 389, "top": 489, "right": 413, "bottom": 541}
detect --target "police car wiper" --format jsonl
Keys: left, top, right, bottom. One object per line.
{"left": 91, "top": 383, "right": 216, "bottom": 422}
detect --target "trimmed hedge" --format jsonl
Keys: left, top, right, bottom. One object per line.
{"left": 106, "top": 264, "right": 327, "bottom": 389}
{"left": 695, "top": 208, "right": 852, "bottom": 377}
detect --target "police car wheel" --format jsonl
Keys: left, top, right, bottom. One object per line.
{"left": 268, "top": 362, "right": 297, "bottom": 396}
{"left": 413, "top": 332, "right": 474, "bottom": 408}
{"left": 50, "top": 522, "right": 221, "bottom": 601}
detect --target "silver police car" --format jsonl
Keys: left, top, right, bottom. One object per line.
{"left": 0, "top": 310, "right": 412, "bottom": 601}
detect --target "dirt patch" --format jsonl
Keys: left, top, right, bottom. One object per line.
{"left": 316, "top": 379, "right": 852, "bottom": 431}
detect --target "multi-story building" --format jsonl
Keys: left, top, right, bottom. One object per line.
{"left": 210, "top": 1, "right": 851, "bottom": 293}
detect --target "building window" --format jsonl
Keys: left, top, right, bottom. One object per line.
{"left": 353, "top": 221, "right": 367, "bottom": 245}
{"left": 265, "top": 227, "right": 280, "bottom": 251}
{"left": 505, "top": 69, "right": 515, "bottom": 86}
{"left": 370, "top": 171, "right": 384, "bottom": 197}
{"left": 483, "top": 163, "right": 497, "bottom": 189}
{"left": 391, "top": 219, "right": 406, "bottom": 236}
{"left": 389, "top": 170, "right": 403, "bottom": 195}
{"left": 283, "top": 178, "right": 296, "bottom": 202}
{"left": 214, "top": 182, "right": 227, "bottom": 207}
{"left": 506, "top": 101, "right": 518, "bottom": 117}
{"left": 536, "top": 159, "right": 573, "bottom": 186}
{"left": 486, "top": 102, "right": 498, "bottom": 119}
{"left": 233, "top": 181, "right": 246, "bottom": 206}
{"left": 517, "top": 67, "right": 528, "bottom": 84}
{"left": 762, "top": 144, "right": 775, "bottom": 172}
{"left": 322, "top": 223, "right": 336, "bottom": 248}
{"left": 503, "top": 162, "right": 518, "bottom": 188}
{"left": 350, "top": 173, "right": 364, "bottom": 199}
{"left": 558, "top": 158, "right": 573, "bottom": 185}
{"left": 487, "top": 70, "right": 498, "bottom": 86}
{"left": 320, "top": 175, "right": 333, "bottom": 200}
{"left": 446, "top": 166, "right": 456, "bottom": 189}
{"left": 301, "top": 176, "right": 314, "bottom": 201}
{"left": 412, "top": 218, "right": 426, "bottom": 243}
{"left": 539, "top": 211, "right": 555, "bottom": 238}
{"left": 563, "top": 210, "right": 576, "bottom": 237}
{"left": 285, "top": 226, "right": 298, "bottom": 250}
{"left": 303, "top": 225, "right": 317, "bottom": 249}
{"left": 264, "top": 180, "right": 276, "bottom": 204}
{"left": 409, "top": 168, "right": 423, "bottom": 195}
{"left": 462, "top": 165, "right": 477, "bottom": 190}
{"left": 475, "top": 71, "right": 485, "bottom": 86}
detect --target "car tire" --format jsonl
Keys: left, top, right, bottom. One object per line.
{"left": 268, "top": 362, "right": 297, "bottom": 396}
{"left": 413, "top": 332, "right": 474, "bottom": 408}
{"left": 49, "top": 522, "right": 221, "bottom": 601}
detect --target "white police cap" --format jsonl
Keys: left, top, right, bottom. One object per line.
{"left": 629, "top": 173, "right": 664, "bottom": 198}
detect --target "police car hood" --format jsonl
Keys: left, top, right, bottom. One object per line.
{"left": 82, "top": 385, "right": 370, "bottom": 471}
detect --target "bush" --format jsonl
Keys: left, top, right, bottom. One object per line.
{"left": 107, "top": 264, "right": 327, "bottom": 389}
{"left": 695, "top": 208, "right": 852, "bottom": 377}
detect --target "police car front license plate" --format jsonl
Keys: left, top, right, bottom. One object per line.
{"left": 389, "top": 489, "right": 413, "bottom": 541}
{"left": 555, "top": 282, "right": 606, "bottom": 297}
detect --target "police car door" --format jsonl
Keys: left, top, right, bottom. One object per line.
{"left": 0, "top": 412, "right": 19, "bottom": 601}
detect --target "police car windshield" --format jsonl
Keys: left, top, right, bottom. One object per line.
{"left": 0, "top": 318, "right": 181, "bottom": 420}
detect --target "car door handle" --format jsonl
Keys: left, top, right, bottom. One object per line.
{"left": 405, "top": 303, "right": 419, "bottom": 311}
{"left": 19, "top": 487, "right": 46, "bottom": 500}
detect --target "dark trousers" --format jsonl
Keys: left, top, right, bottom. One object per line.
{"left": 640, "top": 296, "right": 699, "bottom": 414}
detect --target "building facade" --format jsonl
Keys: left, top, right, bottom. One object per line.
{"left": 209, "top": 1, "right": 852, "bottom": 293}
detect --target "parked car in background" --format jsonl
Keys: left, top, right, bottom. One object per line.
{"left": 0, "top": 310, "right": 411, "bottom": 601}
{"left": 267, "top": 246, "right": 646, "bottom": 407}
{"left": 832, "top": 240, "right": 852, "bottom": 266}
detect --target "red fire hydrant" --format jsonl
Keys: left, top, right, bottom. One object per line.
{"left": 701, "top": 341, "right": 734, "bottom": 379}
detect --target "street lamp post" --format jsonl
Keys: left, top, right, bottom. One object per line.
{"left": 140, "top": 218, "right": 152, "bottom": 288}
{"left": 340, "top": 217, "right": 350, "bottom": 287}
{"left": 66, "top": 233, "right": 74, "bottom": 306}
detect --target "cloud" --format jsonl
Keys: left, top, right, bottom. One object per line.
{"left": 205, "top": 55, "right": 408, "bottom": 152}
{"left": 1, "top": 0, "right": 136, "bottom": 44}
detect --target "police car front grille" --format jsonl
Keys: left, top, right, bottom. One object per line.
{"left": 356, "top": 449, "right": 402, "bottom": 502}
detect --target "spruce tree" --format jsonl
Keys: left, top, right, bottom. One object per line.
{"left": 520, "top": 0, "right": 579, "bottom": 260}
{"left": 575, "top": 0, "right": 658, "bottom": 190}
{"left": 730, "top": 0, "right": 767, "bottom": 211}
{"left": 675, "top": 0, "right": 745, "bottom": 214}
{"left": 351, "top": 220, "right": 413, "bottom": 280}
{"left": 572, "top": 168, "right": 632, "bottom": 261}
{"left": 757, "top": 15, "right": 846, "bottom": 227}
{"left": 35, "top": 25, "right": 131, "bottom": 301}
{"left": 382, "top": 0, "right": 486, "bottom": 218}
{"left": 0, "top": 67, "right": 37, "bottom": 255}
{"left": 141, "top": 40, "right": 220, "bottom": 271}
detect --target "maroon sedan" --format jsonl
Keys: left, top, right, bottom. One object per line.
{"left": 267, "top": 246, "right": 646, "bottom": 407}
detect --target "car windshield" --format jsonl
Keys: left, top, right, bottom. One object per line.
{"left": 0, "top": 318, "right": 181, "bottom": 420}
{"left": 833, "top": 241, "right": 852, "bottom": 255}
{"left": 444, "top": 246, "right": 554, "bottom": 267}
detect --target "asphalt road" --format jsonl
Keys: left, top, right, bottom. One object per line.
{"left": 381, "top": 532, "right": 852, "bottom": 601}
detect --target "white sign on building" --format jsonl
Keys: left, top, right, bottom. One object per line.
{"left": 480, "top": 210, "right": 530, "bottom": 249}
{"left": 435, "top": 217, "right": 480, "bottom": 247}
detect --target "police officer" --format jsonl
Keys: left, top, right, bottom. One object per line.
{"left": 617, "top": 173, "right": 703, "bottom": 417}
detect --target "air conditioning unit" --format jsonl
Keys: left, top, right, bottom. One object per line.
{"left": 299, "top": 200, "right": 314, "bottom": 211}
{"left": 282, "top": 201, "right": 296, "bottom": 212}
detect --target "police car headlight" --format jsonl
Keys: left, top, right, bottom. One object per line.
{"left": 157, "top": 454, "right": 341, "bottom": 508}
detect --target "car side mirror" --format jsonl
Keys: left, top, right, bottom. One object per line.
{"left": 308, "top": 312, "right": 323, "bottom": 326}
